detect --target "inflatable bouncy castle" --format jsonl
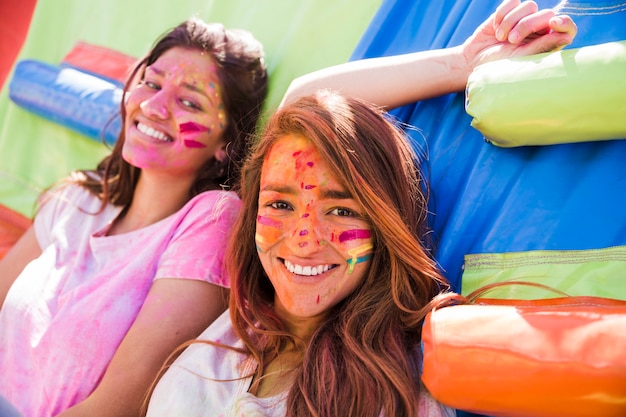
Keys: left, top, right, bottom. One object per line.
{"left": 1, "top": 0, "right": 625, "bottom": 416}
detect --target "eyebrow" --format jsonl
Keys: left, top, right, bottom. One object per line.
{"left": 146, "top": 66, "right": 213, "bottom": 99}
{"left": 260, "top": 184, "right": 352, "bottom": 200}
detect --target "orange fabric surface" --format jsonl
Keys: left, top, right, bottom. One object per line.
{"left": 422, "top": 297, "right": 626, "bottom": 417}
{"left": 0, "top": 0, "right": 37, "bottom": 88}
{"left": 0, "top": 204, "right": 32, "bottom": 260}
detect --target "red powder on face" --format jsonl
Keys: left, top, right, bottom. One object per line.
{"left": 180, "top": 121, "right": 210, "bottom": 148}
{"left": 180, "top": 121, "right": 210, "bottom": 133}
{"left": 183, "top": 140, "right": 207, "bottom": 148}
{"left": 338, "top": 229, "right": 372, "bottom": 243}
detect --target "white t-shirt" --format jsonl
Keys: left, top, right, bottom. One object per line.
{"left": 0, "top": 184, "right": 241, "bottom": 417}
{"left": 147, "top": 310, "right": 455, "bottom": 417}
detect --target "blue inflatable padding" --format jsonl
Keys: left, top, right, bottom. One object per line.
{"left": 59, "top": 62, "right": 127, "bottom": 87}
{"left": 9, "top": 60, "right": 122, "bottom": 146}
{"left": 350, "top": 0, "right": 626, "bottom": 294}
{"left": 352, "top": 5, "right": 626, "bottom": 417}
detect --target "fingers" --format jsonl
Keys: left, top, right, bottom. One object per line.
{"left": 517, "top": 29, "right": 574, "bottom": 54}
{"left": 549, "top": 15, "right": 578, "bottom": 40}
{"left": 493, "top": 0, "right": 523, "bottom": 32}
{"left": 494, "top": 0, "right": 577, "bottom": 49}
{"left": 495, "top": 1, "right": 543, "bottom": 42}
{"left": 508, "top": 9, "right": 557, "bottom": 43}
{"left": 508, "top": 15, "right": 577, "bottom": 54}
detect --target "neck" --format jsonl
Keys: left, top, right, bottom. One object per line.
{"left": 274, "top": 302, "right": 326, "bottom": 341}
{"left": 108, "top": 172, "right": 193, "bottom": 235}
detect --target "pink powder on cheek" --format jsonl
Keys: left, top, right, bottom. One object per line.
{"left": 257, "top": 215, "right": 282, "bottom": 229}
{"left": 180, "top": 121, "right": 211, "bottom": 148}
{"left": 183, "top": 140, "right": 207, "bottom": 148}
{"left": 338, "top": 229, "right": 372, "bottom": 243}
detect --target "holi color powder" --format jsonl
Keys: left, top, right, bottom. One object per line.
{"left": 180, "top": 121, "right": 210, "bottom": 148}
{"left": 346, "top": 243, "right": 374, "bottom": 273}
{"left": 339, "top": 229, "right": 372, "bottom": 243}
{"left": 255, "top": 215, "right": 283, "bottom": 246}
{"left": 257, "top": 215, "right": 282, "bottom": 229}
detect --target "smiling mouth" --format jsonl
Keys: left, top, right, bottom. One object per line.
{"left": 282, "top": 259, "right": 337, "bottom": 276}
{"left": 136, "top": 122, "right": 172, "bottom": 142}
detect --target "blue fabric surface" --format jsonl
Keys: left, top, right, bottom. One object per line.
{"left": 353, "top": 2, "right": 626, "bottom": 416}
{"left": 351, "top": 0, "right": 626, "bottom": 294}
{"left": 9, "top": 60, "right": 122, "bottom": 146}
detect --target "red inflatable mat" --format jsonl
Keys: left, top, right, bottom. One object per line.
{"left": 0, "top": 205, "right": 32, "bottom": 260}
{"left": 62, "top": 41, "right": 138, "bottom": 84}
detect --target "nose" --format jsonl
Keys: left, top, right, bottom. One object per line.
{"left": 286, "top": 212, "right": 324, "bottom": 254}
{"left": 139, "top": 90, "right": 171, "bottom": 120}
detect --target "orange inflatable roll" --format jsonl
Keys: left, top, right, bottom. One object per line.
{"left": 422, "top": 297, "right": 626, "bottom": 417}
{"left": 0, "top": 205, "right": 32, "bottom": 260}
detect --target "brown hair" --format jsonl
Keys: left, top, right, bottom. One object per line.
{"left": 75, "top": 17, "right": 267, "bottom": 209}
{"left": 227, "top": 90, "right": 450, "bottom": 416}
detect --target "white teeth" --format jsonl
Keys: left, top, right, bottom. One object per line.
{"left": 137, "top": 122, "right": 170, "bottom": 142}
{"left": 284, "top": 260, "right": 331, "bottom": 276}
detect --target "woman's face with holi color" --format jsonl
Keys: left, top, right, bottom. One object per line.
{"left": 122, "top": 47, "right": 228, "bottom": 179}
{"left": 256, "top": 134, "right": 373, "bottom": 323}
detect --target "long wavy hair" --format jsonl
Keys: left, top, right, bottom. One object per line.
{"left": 74, "top": 17, "right": 268, "bottom": 209}
{"left": 227, "top": 91, "right": 451, "bottom": 416}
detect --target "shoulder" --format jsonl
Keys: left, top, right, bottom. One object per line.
{"left": 187, "top": 190, "right": 241, "bottom": 214}
{"left": 35, "top": 182, "right": 105, "bottom": 228}
{"left": 172, "top": 310, "right": 247, "bottom": 378}
{"left": 38, "top": 182, "right": 103, "bottom": 215}
{"left": 147, "top": 310, "right": 250, "bottom": 415}
{"left": 418, "top": 388, "right": 456, "bottom": 417}
{"left": 175, "top": 190, "right": 241, "bottom": 226}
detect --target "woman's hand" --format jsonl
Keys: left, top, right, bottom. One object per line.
{"left": 462, "top": 0, "right": 577, "bottom": 70}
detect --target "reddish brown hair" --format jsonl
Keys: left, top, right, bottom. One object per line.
{"left": 227, "top": 91, "right": 450, "bottom": 416}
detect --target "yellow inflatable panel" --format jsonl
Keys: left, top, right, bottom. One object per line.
{"left": 466, "top": 40, "right": 626, "bottom": 147}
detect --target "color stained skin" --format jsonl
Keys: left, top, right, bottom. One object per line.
{"left": 255, "top": 134, "right": 374, "bottom": 321}
{"left": 179, "top": 121, "right": 210, "bottom": 148}
{"left": 122, "top": 47, "right": 227, "bottom": 180}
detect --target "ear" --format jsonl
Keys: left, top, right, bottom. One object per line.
{"left": 215, "top": 145, "right": 228, "bottom": 162}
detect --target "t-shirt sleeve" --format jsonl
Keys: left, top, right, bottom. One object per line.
{"left": 155, "top": 192, "right": 242, "bottom": 288}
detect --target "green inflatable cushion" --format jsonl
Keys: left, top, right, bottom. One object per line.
{"left": 466, "top": 40, "right": 626, "bottom": 147}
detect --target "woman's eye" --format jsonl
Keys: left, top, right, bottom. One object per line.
{"left": 181, "top": 98, "right": 202, "bottom": 111}
{"left": 270, "top": 201, "right": 292, "bottom": 211}
{"left": 330, "top": 207, "right": 357, "bottom": 217}
{"left": 144, "top": 80, "right": 160, "bottom": 90}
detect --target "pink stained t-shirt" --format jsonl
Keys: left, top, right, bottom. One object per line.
{"left": 0, "top": 183, "right": 241, "bottom": 417}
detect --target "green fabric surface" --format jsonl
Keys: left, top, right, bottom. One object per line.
{"left": 462, "top": 246, "right": 626, "bottom": 300}
{"left": 0, "top": 0, "right": 381, "bottom": 217}
{"left": 466, "top": 40, "right": 626, "bottom": 147}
